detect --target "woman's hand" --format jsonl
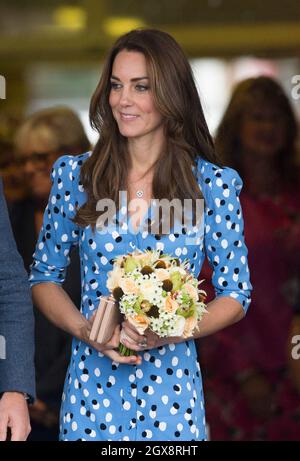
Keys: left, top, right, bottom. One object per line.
{"left": 82, "top": 314, "right": 142, "bottom": 365}
{"left": 120, "top": 319, "right": 181, "bottom": 352}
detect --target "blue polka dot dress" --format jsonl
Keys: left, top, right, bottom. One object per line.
{"left": 29, "top": 152, "right": 252, "bottom": 441}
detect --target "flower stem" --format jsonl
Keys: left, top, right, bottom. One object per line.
{"left": 118, "top": 343, "right": 136, "bottom": 357}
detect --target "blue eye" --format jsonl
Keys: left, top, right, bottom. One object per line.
{"left": 136, "top": 84, "right": 149, "bottom": 92}
{"left": 110, "top": 82, "right": 122, "bottom": 90}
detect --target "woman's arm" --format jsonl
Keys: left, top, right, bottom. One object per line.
{"left": 193, "top": 296, "right": 244, "bottom": 339}
{"left": 32, "top": 282, "right": 142, "bottom": 365}
{"left": 32, "top": 282, "right": 88, "bottom": 342}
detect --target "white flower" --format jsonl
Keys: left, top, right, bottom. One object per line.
{"left": 169, "top": 316, "right": 185, "bottom": 337}
{"left": 139, "top": 279, "right": 163, "bottom": 304}
{"left": 169, "top": 266, "right": 186, "bottom": 276}
{"left": 106, "top": 267, "right": 123, "bottom": 291}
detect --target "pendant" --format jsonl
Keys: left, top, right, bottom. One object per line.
{"left": 136, "top": 190, "right": 144, "bottom": 198}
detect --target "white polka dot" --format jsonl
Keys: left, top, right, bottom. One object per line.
{"left": 129, "top": 374, "right": 135, "bottom": 382}
{"left": 177, "top": 423, "right": 183, "bottom": 431}
{"left": 94, "top": 368, "right": 101, "bottom": 377}
{"left": 123, "top": 401, "right": 131, "bottom": 411}
{"left": 109, "top": 425, "right": 116, "bottom": 435}
{"left": 71, "top": 421, "right": 77, "bottom": 431}
{"left": 175, "top": 248, "right": 182, "bottom": 256}
{"left": 159, "top": 422, "right": 167, "bottom": 431}
{"left": 162, "top": 395, "right": 169, "bottom": 405}
{"left": 136, "top": 369, "right": 143, "bottom": 379}
{"left": 176, "top": 369, "right": 183, "bottom": 378}
{"left": 101, "top": 256, "right": 108, "bottom": 265}
{"left": 154, "top": 359, "right": 162, "bottom": 368}
{"left": 105, "top": 243, "right": 114, "bottom": 252}
{"left": 103, "top": 399, "right": 110, "bottom": 407}
{"left": 221, "top": 239, "right": 228, "bottom": 249}
{"left": 145, "top": 430, "right": 153, "bottom": 439}
{"left": 83, "top": 389, "right": 89, "bottom": 397}
{"left": 70, "top": 395, "right": 76, "bottom": 404}
{"left": 172, "top": 357, "right": 179, "bottom": 367}
{"left": 105, "top": 412, "right": 113, "bottom": 422}
{"left": 42, "top": 254, "right": 47, "bottom": 262}
{"left": 61, "top": 234, "right": 68, "bottom": 242}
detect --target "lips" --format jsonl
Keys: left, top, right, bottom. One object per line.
{"left": 119, "top": 112, "right": 139, "bottom": 121}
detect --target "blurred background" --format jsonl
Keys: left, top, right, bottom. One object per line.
{"left": 1, "top": 0, "right": 300, "bottom": 442}
{"left": 1, "top": 0, "right": 300, "bottom": 141}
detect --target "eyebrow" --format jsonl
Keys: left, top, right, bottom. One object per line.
{"left": 110, "top": 75, "right": 149, "bottom": 82}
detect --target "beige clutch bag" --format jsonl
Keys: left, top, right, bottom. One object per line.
{"left": 89, "top": 296, "right": 122, "bottom": 345}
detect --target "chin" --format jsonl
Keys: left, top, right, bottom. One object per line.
{"left": 119, "top": 128, "right": 142, "bottom": 138}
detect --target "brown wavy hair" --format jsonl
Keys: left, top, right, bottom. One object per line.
{"left": 215, "top": 76, "right": 299, "bottom": 185}
{"left": 74, "top": 28, "right": 221, "bottom": 233}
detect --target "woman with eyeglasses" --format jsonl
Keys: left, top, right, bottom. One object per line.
{"left": 10, "top": 106, "right": 90, "bottom": 440}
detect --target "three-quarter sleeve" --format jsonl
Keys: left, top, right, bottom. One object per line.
{"left": 29, "top": 155, "right": 80, "bottom": 286}
{"left": 202, "top": 163, "right": 252, "bottom": 312}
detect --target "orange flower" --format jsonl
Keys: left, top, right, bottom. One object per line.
{"left": 128, "top": 314, "right": 150, "bottom": 334}
{"left": 155, "top": 268, "right": 170, "bottom": 281}
{"left": 119, "top": 278, "right": 139, "bottom": 295}
{"left": 184, "top": 283, "right": 199, "bottom": 302}
{"left": 164, "top": 295, "right": 180, "bottom": 314}
{"left": 183, "top": 316, "right": 198, "bottom": 338}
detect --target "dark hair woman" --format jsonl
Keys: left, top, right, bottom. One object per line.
{"left": 29, "top": 29, "right": 252, "bottom": 441}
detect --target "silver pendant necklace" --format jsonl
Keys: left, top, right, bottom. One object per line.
{"left": 136, "top": 189, "right": 144, "bottom": 198}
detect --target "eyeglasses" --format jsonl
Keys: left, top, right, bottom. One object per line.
{"left": 16, "top": 151, "right": 57, "bottom": 166}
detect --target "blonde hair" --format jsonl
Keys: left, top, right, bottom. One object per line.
{"left": 15, "top": 106, "right": 90, "bottom": 155}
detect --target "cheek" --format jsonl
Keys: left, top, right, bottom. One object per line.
{"left": 109, "top": 92, "right": 117, "bottom": 110}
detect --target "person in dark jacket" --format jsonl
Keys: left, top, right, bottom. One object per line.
{"left": 0, "top": 178, "right": 35, "bottom": 441}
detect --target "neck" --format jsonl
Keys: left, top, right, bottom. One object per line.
{"left": 127, "top": 130, "right": 164, "bottom": 175}
{"left": 241, "top": 149, "right": 281, "bottom": 197}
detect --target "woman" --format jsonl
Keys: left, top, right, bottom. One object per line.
{"left": 29, "top": 29, "right": 252, "bottom": 441}
{"left": 200, "top": 76, "right": 300, "bottom": 440}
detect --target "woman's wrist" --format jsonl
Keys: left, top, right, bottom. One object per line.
{"left": 74, "top": 316, "right": 90, "bottom": 343}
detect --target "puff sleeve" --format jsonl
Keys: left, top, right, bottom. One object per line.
{"left": 29, "top": 155, "right": 81, "bottom": 286}
{"left": 201, "top": 163, "right": 252, "bottom": 313}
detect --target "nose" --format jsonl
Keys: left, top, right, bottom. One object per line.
{"left": 23, "top": 159, "right": 36, "bottom": 175}
{"left": 119, "top": 87, "right": 133, "bottom": 107}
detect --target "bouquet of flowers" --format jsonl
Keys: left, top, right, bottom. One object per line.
{"left": 106, "top": 249, "right": 207, "bottom": 356}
